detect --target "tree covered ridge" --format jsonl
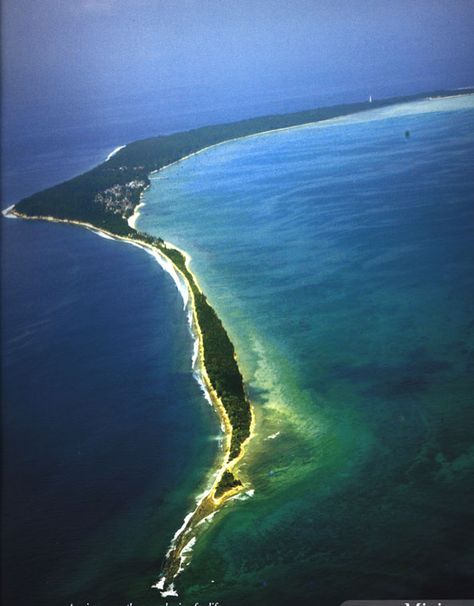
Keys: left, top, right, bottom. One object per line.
{"left": 160, "top": 245, "right": 251, "bottom": 462}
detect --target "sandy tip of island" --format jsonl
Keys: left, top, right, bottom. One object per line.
{"left": 2, "top": 205, "right": 17, "bottom": 218}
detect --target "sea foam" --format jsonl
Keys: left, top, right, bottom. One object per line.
{"left": 105, "top": 144, "right": 126, "bottom": 162}
{"left": 129, "top": 243, "right": 189, "bottom": 308}
{"left": 95, "top": 230, "right": 114, "bottom": 241}
{"left": 2, "top": 205, "right": 17, "bottom": 219}
{"left": 119, "top": 236, "right": 224, "bottom": 595}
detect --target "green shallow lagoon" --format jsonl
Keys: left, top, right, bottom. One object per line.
{"left": 138, "top": 95, "right": 474, "bottom": 604}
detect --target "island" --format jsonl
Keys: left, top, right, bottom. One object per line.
{"left": 8, "top": 87, "right": 473, "bottom": 594}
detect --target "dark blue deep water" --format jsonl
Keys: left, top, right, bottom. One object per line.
{"left": 2, "top": 90, "right": 474, "bottom": 606}
{"left": 1, "top": 89, "right": 232, "bottom": 605}
{"left": 1, "top": 219, "right": 220, "bottom": 605}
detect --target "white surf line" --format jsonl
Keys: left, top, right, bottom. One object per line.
{"left": 146, "top": 120, "right": 334, "bottom": 181}
{"left": 115, "top": 233, "right": 226, "bottom": 596}
{"left": 95, "top": 230, "right": 115, "bottom": 240}
{"left": 10, "top": 204, "right": 254, "bottom": 599}
{"left": 265, "top": 431, "right": 280, "bottom": 440}
{"left": 228, "top": 488, "right": 255, "bottom": 502}
{"left": 8, "top": 92, "right": 471, "bottom": 595}
{"left": 148, "top": 94, "right": 464, "bottom": 177}
{"left": 2, "top": 205, "right": 18, "bottom": 219}
{"left": 105, "top": 144, "right": 126, "bottom": 162}
{"left": 9, "top": 212, "right": 225, "bottom": 596}
{"left": 143, "top": 109, "right": 387, "bottom": 196}
{"left": 122, "top": 238, "right": 224, "bottom": 597}
{"left": 127, "top": 241, "right": 189, "bottom": 308}
{"left": 126, "top": 92, "right": 474, "bottom": 243}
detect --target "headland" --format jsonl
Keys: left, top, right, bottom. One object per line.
{"left": 7, "top": 86, "right": 473, "bottom": 593}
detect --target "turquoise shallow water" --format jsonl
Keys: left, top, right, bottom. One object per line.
{"left": 138, "top": 95, "right": 474, "bottom": 604}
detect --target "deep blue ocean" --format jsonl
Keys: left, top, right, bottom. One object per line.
{"left": 2, "top": 89, "right": 248, "bottom": 605}
{"left": 2, "top": 90, "right": 474, "bottom": 606}
{"left": 2, "top": 218, "right": 223, "bottom": 605}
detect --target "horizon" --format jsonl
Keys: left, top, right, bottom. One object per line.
{"left": 2, "top": 3, "right": 474, "bottom": 604}
{"left": 2, "top": 1, "right": 474, "bottom": 203}
{"left": 3, "top": 1, "right": 474, "bottom": 124}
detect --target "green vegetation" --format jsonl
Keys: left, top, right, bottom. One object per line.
{"left": 44, "top": 220, "right": 252, "bottom": 462}
{"left": 214, "top": 471, "right": 242, "bottom": 499}
{"left": 144, "top": 240, "right": 251, "bottom": 461}
{"left": 15, "top": 163, "right": 148, "bottom": 235}
{"left": 12, "top": 87, "right": 472, "bottom": 487}
{"left": 14, "top": 88, "right": 470, "bottom": 236}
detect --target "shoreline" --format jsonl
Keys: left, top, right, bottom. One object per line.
{"left": 7, "top": 89, "right": 472, "bottom": 597}
{"left": 126, "top": 91, "right": 474, "bottom": 232}
{"left": 127, "top": 202, "right": 145, "bottom": 230}
{"left": 105, "top": 144, "right": 126, "bottom": 162}
{"left": 7, "top": 207, "right": 255, "bottom": 595}
{"left": 2, "top": 204, "right": 17, "bottom": 218}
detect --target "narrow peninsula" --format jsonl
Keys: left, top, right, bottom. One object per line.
{"left": 8, "top": 87, "right": 472, "bottom": 594}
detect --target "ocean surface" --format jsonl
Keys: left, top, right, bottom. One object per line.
{"left": 2, "top": 84, "right": 320, "bottom": 606}
{"left": 2, "top": 91, "right": 474, "bottom": 606}
{"left": 1, "top": 219, "right": 222, "bottom": 605}
{"left": 138, "top": 94, "right": 474, "bottom": 604}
